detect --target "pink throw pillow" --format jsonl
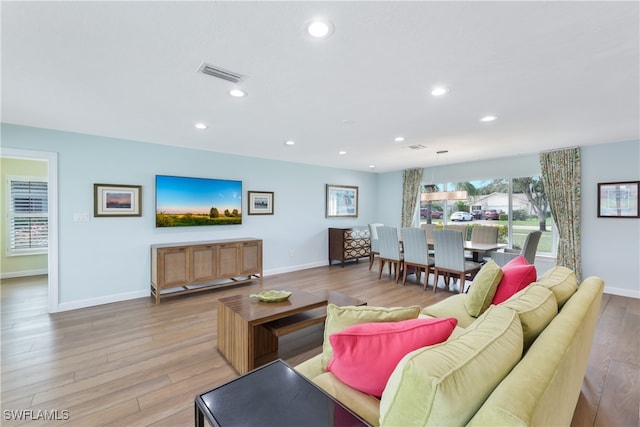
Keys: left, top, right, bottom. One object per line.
{"left": 492, "top": 256, "right": 537, "bottom": 304}
{"left": 326, "top": 317, "right": 458, "bottom": 397}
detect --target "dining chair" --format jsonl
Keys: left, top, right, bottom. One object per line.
{"left": 420, "top": 223, "right": 438, "bottom": 255}
{"left": 469, "top": 225, "right": 499, "bottom": 262}
{"left": 400, "top": 227, "right": 434, "bottom": 289}
{"left": 432, "top": 229, "right": 483, "bottom": 293}
{"left": 377, "top": 226, "right": 403, "bottom": 282}
{"left": 444, "top": 223, "right": 469, "bottom": 240}
{"left": 492, "top": 231, "right": 542, "bottom": 266}
{"left": 470, "top": 225, "right": 499, "bottom": 244}
{"left": 368, "top": 223, "right": 384, "bottom": 270}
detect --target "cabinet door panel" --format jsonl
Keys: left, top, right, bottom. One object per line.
{"left": 240, "top": 242, "right": 260, "bottom": 275}
{"left": 217, "top": 244, "right": 240, "bottom": 278}
{"left": 158, "top": 248, "right": 189, "bottom": 287}
{"left": 192, "top": 245, "right": 216, "bottom": 282}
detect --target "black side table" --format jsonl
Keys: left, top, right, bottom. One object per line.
{"left": 195, "top": 359, "right": 370, "bottom": 427}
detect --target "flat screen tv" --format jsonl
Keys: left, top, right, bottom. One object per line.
{"left": 155, "top": 175, "right": 242, "bottom": 227}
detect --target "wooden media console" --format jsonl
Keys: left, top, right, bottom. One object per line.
{"left": 150, "top": 238, "right": 263, "bottom": 303}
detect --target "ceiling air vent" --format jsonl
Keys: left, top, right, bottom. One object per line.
{"left": 407, "top": 144, "right": 428, "bottom": 150}
{"left": 197, "top": 62, "right": 245, "bottom": 84}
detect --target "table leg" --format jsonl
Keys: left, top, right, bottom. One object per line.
{"left": 194, "top": 401, "right": 205, "bottom": 427}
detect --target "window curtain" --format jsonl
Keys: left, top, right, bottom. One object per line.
{"left": 540, "top": 147, "right": 582, "bottom": 281}
{"left": 401, "top": 168, "right": 424, "bottom": 227}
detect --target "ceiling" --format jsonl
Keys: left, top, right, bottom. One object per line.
{"left": 2, "top": 1, "right": 638, "bottom": 173}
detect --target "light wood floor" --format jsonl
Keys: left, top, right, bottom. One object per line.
{"left": 1, "top": 263, "right": 638, "bottom": 426}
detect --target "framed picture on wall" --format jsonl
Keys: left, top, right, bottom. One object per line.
{"left": 94, "top": 183, "right": 142, "bottom": 217}
{"left": 248, "top": 191, "right": 274, "bottom": 215}
{"left": 597, "top": 181, "right": 640, "bottom": 218}
{"left": 326, "top": 184, "right": 358, "bottom": 217}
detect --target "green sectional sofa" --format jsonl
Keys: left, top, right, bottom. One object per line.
{"left": 295, "top": 267, "right": 604, "bottom": 426}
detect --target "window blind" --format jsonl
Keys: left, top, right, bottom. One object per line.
{"left": 8, "top": 179, "right": 48, "bottom": 253}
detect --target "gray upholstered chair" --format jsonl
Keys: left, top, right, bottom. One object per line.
{"left": 368, "top": 223, "right": 383, "bottom": 270}
{"left": 420, "top": 223, "right": 438, "bottom": 255}
{"left": 432, "top": 229, "right": 483, "bottom": 293}
{"left": 444, "top": 223, "right": 469, "bottom": 240}
{"left": 470, "top": 225, "right": 499, "bottom": 244}
{"left": 492, "top": 231, "right": 542, "bottom": 266}
{"left": 469, "top": 225, "right": 499, "bottom": 262}
{"left": 401, "top": 227, "right": 435, "bottom": 289}
{"left": 377, "top": 226, "right": 403, "bottom": 282}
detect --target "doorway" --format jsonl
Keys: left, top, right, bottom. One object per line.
{"left": 1, "top": 148, "right": 59, "bottom": 313}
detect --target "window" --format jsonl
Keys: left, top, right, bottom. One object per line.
{"left": 7, "top": 177, "right": 48, "bottom": 255}
{"left": 420, "top": 177, "right": 557, "bottom": 256}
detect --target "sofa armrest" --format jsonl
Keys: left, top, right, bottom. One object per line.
{"left": 314, "top": 372, "right": 381, "bottom": 427}
{"left": 294, "top": 353, "right": 324, "bottom": 380}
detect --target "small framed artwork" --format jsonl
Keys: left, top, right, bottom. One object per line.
{"left": 94, "top": 184, "right": 142, "bottom": 217}
{"left": 326, "top": 184, "right": 358, "bottom": 218}
{"left": 248, "top": 191, "right": 274, "bottom": 215}
{"left": 597, "top": 181, "right": 640, "bottom": 218}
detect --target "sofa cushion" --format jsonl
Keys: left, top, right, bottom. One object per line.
{"left": 380, "top": 305, "right": 523, "bottom": 426}
{"left": 420, "top": 294, "right": 476, "bottom": 328}
{"left": 535, "top": 266, "right": 578, "bottom": 308}
{"left": 312, "top": 372, "right": 382, "bottom": 427}
{"left": 492, "top": 256, "right": 537, "bottom": 304}
{"left": 327, "top": 318, "right": 458, "bottom": 397}
{"left": 464, "top": 260, "right": 503, "bottom": 317}
{"left": 320, "top": 304, "right": 421, "bottom": 370}
{"left": 501, "top": 284, "right": 558, "bottom": 349}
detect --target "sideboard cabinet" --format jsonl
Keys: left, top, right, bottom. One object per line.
{"left": 151, "top": 238, "right": 262, "bottom": 303}
{"left": 328, "top": 227, "right": 371, "bottom": 267}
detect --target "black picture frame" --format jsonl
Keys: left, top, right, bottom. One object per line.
{"left": 597, "top": 181, "right": 640, "bottom": 218}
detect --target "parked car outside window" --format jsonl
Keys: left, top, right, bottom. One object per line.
{"left": 450, "top": 211, "right": 473, "bottom": 221}
{"left": 483, "top": 209, "right": 500, "bottom": 220}
{"left": 471, "top": 210, "right": 483, "bottom": 219}
{"left": 420, "top": 208, "right": 443, "bottom": 219}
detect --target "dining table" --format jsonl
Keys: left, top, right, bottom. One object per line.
{"left": 426, "top": 239, "right": 506, "bottom": 263}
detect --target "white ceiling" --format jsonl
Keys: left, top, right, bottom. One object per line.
{"left": 2, "top": 1, "right": 639, "bottom": 172}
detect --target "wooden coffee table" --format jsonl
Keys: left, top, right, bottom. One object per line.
{"left": 217, "top": 288, "right": 365, "bottom": 374}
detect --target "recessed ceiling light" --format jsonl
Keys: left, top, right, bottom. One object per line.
{"left": 480, "top": 115, "right": 498, "bottom": 122}
{"left": 284, "top": 140, "right": 295, "bottom": 146}
{"left": 431, "top": 87, "right": 450, "bottom": 96}
{"left": 369, "top": 165, "right": 376, "bottom": 169}
{"left": 229, "top": 89, "right": 247, "bottom": 97}
{"left": 338, "top": 150, "right": 347, "bottom": 155}
{"left": 394, "top": 136, "right": 405, "bottom": 142}
{"left": 307, "top": 19, "right": 333, "bottom": 38}
{"left": 194, "top": 123, "right": 207, "bottom": 130}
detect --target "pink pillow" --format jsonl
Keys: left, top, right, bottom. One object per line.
{"left": 492, "top": 256, "right": 537, "bottom": 304}
{"left": 326, "top": 317, "right": 458, "bottom": 397}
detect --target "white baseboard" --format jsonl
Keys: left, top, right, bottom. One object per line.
{"left": 604, "top": 286, "right": 640, "bottom": 299}
{"left": 1, "top": 269, "right": 48, "bottom": 280}
{"left": 58, "top": 290, "right": 149, "bottom": 312}
{"left": 263, "top": 261, "right": 327, "bottom": 276}
{"left": 54, "top": 262, "right": 329, "bottom": 312}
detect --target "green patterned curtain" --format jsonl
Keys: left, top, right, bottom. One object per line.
{"left": 401, "top": 168, "right": 424, "bottom": 227}
{"left": 540, "top": 148, "right": 582, "bottom": 280}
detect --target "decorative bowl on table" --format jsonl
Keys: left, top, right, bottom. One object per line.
{"left": 250, "top": 290, "right": 292, "bottom": 303}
